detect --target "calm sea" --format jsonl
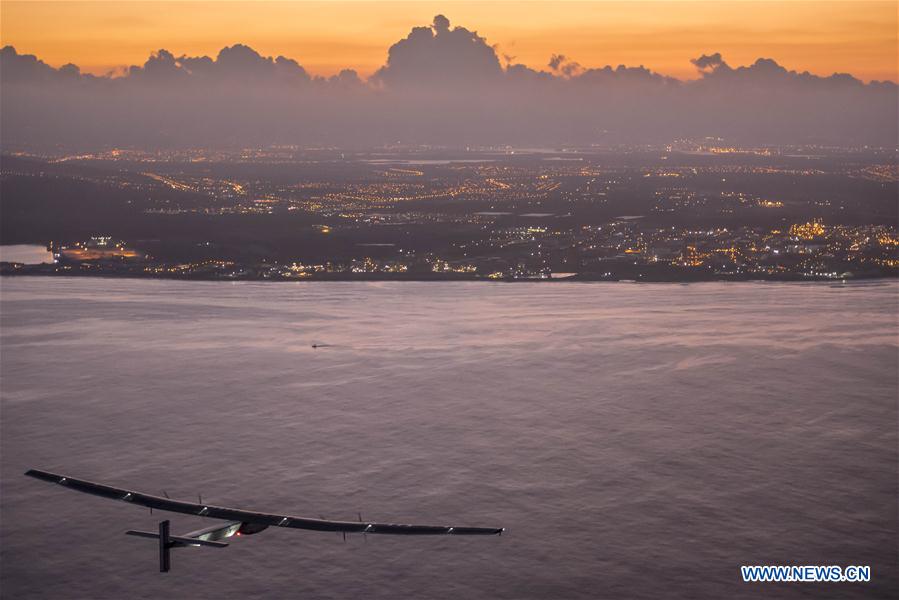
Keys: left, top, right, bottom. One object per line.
{"left": 0, "top": 245, "right": 53, "bottom": 265}
{"left": 1, "top": 278, "right": 897, "bottom": 599}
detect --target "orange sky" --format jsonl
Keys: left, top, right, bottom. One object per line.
{"left": 1, "top": 1, "right": 896, "bottom": 82}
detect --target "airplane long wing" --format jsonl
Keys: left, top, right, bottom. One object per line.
{"left": 25, "top": 469, "right": 503, "bottom": 536}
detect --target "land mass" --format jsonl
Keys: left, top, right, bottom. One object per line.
{"left": 2, "top": 144, "right": 897, "bottom": 282}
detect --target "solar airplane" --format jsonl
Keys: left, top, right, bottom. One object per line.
{"left": 25, "top": 469, "right": 504, "bottom": 572}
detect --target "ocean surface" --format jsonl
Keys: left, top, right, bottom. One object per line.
{"left": 1, "top": 278, "right": 897, "bottom": 599}
{"left": 0, "top": 244, "right": 53, "bottom": 265}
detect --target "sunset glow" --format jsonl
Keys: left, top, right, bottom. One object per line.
{"left": 1, "top": 1, "right": 896, "bottom": 82}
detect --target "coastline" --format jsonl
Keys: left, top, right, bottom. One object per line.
{"left": 2, "top": 266, "right": 895, "bottom": 284}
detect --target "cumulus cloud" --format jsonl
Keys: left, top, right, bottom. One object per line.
{"left": 691, "top": 52, "right": 727, "bottom": 73}
{"left": 548, "top": 54, "right": 565, "bottom": 71}
{"left": 548, "top": 54, "right": 583, "bottom": 77}
{"left": 125, "top": 44, "right": 310, "bottom": 85}
{"left": 0, "top": 15, "right": 896, "bottom": 149}
{"left": 373, "top": 15, "right": 503, "bottom": 88}
{"left": 433, "top": 14, "right": 450, "bottom": 33}
{"left": 1, "top": 46, "right": 66, "bottom": 83}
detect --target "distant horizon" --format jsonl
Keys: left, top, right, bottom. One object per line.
{"left": 4, "top": 40, "right": 896, "bottom": 87}
{"left": 2, "top": 8, "right": 896, "bottom": 150}
{"left": 2, "top": 1, "right": 896, "bottom": 83}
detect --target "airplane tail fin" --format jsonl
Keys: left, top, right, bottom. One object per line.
{"left": 126, "top": 520, "right": 228, "bottom": 572}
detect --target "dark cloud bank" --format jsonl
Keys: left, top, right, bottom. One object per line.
{"left": 1, "top": 16, "right": 896, "bottom": 150}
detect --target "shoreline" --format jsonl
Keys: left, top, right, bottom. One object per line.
{"left": 2, "top": 269, "right": 896, "bottom": 285}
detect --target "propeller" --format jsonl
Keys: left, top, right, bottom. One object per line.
{"left": 154, "top": 489, "right": 171, "bottom": 515}
{"left": 322, "top": 515, "right": 343, "bottom": 542}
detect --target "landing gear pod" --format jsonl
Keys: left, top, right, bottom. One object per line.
{"left": 238, "top": 522, "right": 269, "bottom": 535}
